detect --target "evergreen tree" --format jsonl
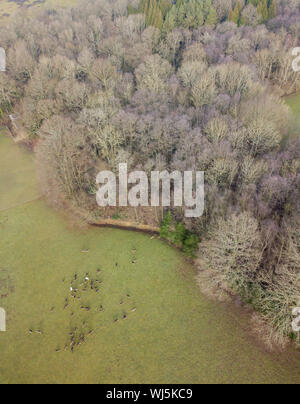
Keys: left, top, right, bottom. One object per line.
{"left": 257, "top": 0, "right": 269, "bottom": 22}
{"left": 139, "top": 0, "right": 164, "bottom": 29}
{"left": 139, "top": 0, "right": 149, "bottom": 14}
{"left": 160, "top": 211, "right": 172, "bottom": 240}
{"left": 176, "top": 3, "right": 187, "bottom": 27}
{"left": 164, "top": 0, "right": 208, "bottom": 30}
{"left": 239, "top": 12, "right": 246, "bottom": 26}
{"left": 163, "top": 6, "right": 177, "bottom": 31}
{"left": 138, "top": 0, "right": 276, "bottom": 29}
{"left": 185, "top": 0, "right": 205, "bottom": 29}
{"left": 158, "top": 0, "right": 173, "bottom": 17}
{"left": 171, "top": 222, "right": 188, "bottom": 247}
{"left": 236, "top": 1, "right": 242, "bottom": 13}
{"left": 154, "top": 4, "right": 164, "bottom": 28}
{"left": 145, "top": 0, "right": 154, "bottom": 25}
{"left": 229, "top": 1, "right": 242, "bottom": 25}
{"left": 268, "top": 0, "right": 277, "bottom": 19}
{"left": 182, "top": 234, "right": 199, "bottom": 257}
{"left": 206, "top": 6, "right": 218, "bottom": 26}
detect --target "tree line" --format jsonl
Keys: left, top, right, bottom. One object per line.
{"left": 129, "top": 0, "right": 279, "bottom": 30}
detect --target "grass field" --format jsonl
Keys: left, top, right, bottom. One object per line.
{"left": 1, "top": 131, "right": 300, "bottom": 384}
{"left": 0, "top": 0, "right": 77, "bottom": 20}
{"left": 286, "top": 92, "right": 300, "bottom": 135}
{"left": 0, "top": 134, "right": 40, "bottom": 212}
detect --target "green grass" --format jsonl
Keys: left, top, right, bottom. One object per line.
{"left": 286, "top": 93, "right": 300, "bottom": 115}
{"left": 0, "top": 132, "right": 40, "bottom": 212}
{"left": 1, "top": 132, "right": 300, "bottom": 384}
{"left": 285, "top": 92, "right": 300, "bottom": 135}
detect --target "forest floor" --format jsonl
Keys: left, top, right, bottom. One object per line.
{"left": 1, "top": 130, "right": 300, "bottom": 384}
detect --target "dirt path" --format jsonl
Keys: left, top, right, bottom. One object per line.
{"left": 90, "top": 219, "right": 159, "bottom": 234}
